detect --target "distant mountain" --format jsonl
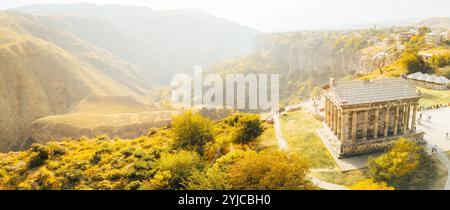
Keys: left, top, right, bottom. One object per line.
{"left": 318, "top": 17, "right": 450, "bottom": 30}
{"left": 416, "top": 17, "right": 450, "bottom": 29}
{"left": 13, "top": 3, "right": 260, "bottom": 82}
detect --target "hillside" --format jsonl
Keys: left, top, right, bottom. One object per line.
{"left": 0, "top": 112, "right": 314, "bottom": 190}
{"left": 14, "top": 3, "right": 261, "bottom": 82}
{"left": 0, "top": 12, "right": 158, "bottom": 151}
{"left": 210, "top": 30, "right": 381, "bottom": 103}
{"left": 0, "top": 5, "right": 260, "bottom": 151}
{"left": 416, "top": 17, "right": 450, "bottom": 29}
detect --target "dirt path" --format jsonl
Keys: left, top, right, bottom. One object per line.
{"left": 272, "top": 114, "right": 288, "bottom": 150}
{"left": 272, "top": 112, "right": 347, "bottom": 190}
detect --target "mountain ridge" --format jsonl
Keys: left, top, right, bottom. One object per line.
{"left": 12, "top": 3, "right": 261, "bottom": 82}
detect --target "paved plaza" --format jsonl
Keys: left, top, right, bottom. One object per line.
{"left": 417, "top": 107, "right": 450, "bottom": 152}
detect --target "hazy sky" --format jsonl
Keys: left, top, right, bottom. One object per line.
{"left": 1, "top": 0, "right": 449, "bottom": 32}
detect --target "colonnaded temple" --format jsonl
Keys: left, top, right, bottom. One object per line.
{"left": 318, "top": 78, "right": 425, "bottom": 158}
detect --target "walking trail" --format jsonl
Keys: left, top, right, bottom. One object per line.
{"left": 272, "top": 114, "right": 288, "bottom": 150}
{"left": 434, "top": 147, "right": 450, "bottom": 190}
{"left": 272, "top": 113, "right": 348, "bottom": 190}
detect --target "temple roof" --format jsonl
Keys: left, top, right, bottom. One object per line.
{"left": 327, "top": 78, "right": 420, "bottom": 106}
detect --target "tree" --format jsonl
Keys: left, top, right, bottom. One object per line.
{"left": 157, "top": 150, "right": 203, "bottom": 189}
{"left": 350, "top": 179, "right": 394, "bottom": 190}
{"left": 172, "top": 111, "right": 214, "bottom": 154}
{"left": 418, "top": 27, "right": 430, "bottom": 36}
{"left": 368, "top": 138, "right": 422, "bottom": 189}
{"left": 373, "top": 54, "right": 386, "bottom": 75}
{"left": 429, "top": 53, "right": 450, "bottom": 68}
{"left": 226, "top": 150, "right": 314, "bottom": 190}
{"left": 398, "top": 51, "right": 432, "bottom": 74}
{"left": 229, "top": 114, "right": 264, "bottom": 148}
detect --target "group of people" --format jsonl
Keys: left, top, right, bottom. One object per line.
{"left": 418, "top": 104, "right": 448, "bottom": 112}
{"left": 417, "top": 103, "right": 449, "bottom": 125}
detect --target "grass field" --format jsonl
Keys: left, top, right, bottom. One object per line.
{"left": 257, "top": 126, "right": 278, "bottom": 151}
{"left": 312, "top": 169, "right": 368, "bottom": 186}
{"left": 418, "top": 87, "right": 450, "bottom": 106}
{"left": 428, "top": 155, "right": 449, "bottom": 190}
{"left": 279, "top": 110, "right": 336, "bottom": 169}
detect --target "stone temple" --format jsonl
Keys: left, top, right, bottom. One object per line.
{"left": 319, "top": 78, "right": 425, "bottom": 158}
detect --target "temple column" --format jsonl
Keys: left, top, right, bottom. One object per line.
{"left": 325, "top": 98, "right": 329, "bottom": 125}
{"left": 337, "top": 109, "right": 341, "bottom": 137}
{"left": 411, "top": 103, "right": 417, "bottom": 132}
{"left": 384, "top": 107, "right": 390, "bottom": 137}
{"left": 406, "top": 103, "right": 411, "bottom": 131}
{"left": 402, "top": 104, "right": 409, "bottom": 134}
{"left": 333, "top": 106, "right": 338, "bottom": 135}
{"left": 362, "top": 110, "right": 368, "bottom": 140}
{"left": 329, "top": 102, "right": 333, "bottom": 130}
{"left": 351, "top": 111, "right": 357, "bottom": 142}
{"left": 393, "top": 106, "right": 399, "bottom": 135}
{"left": 340, "top": 112, "right": 347, "bottom": 141}
{"left": 373, "top": 109, "right": 379, "bottom": 139}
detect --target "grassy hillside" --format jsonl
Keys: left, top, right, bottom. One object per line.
{"left": 0, "top": 112, "right": 314, "bottom": 190}
{"left": 0, "top": 12, "right": 161, "bottom": 151}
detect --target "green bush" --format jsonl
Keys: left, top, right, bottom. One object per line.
{"left": 429, "top": 53, "right": 450, "bottom": 68}
{"left": 126, "top": 181, "right": 142, "bottom": 190}
{"left": 28, "top": 144, "right": 49, "bottom": 168}
{"left": 172, "top": 111, "right": 214, "bottom": 154}
{"left": 230, "top": 114, "right": 264, "bottom": 148}
{"left": 121, "top": 147, "right": 134, "bottom": 157}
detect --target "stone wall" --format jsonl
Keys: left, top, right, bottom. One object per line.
{"left": 339, "top": 132, "right": 425, "bottom": 157}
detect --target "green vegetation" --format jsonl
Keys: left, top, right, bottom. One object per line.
{"left": 349, "top": 179, "right": 394, "bottom": 190}
{"left": 418, "top": 87, "right": 450, "bottom": 106}
{"left": 368, "top": 139, "right": 441, "bottom": 190}
{"left": 0, "top": 111, "right": 313, "bottom": 190}
{"left": 311, "top": 169, "right": 368, "bottom": 186}
{"left": 279, "top": 110, "right": 336, "bottom": 169}
{"left": 429, "top": 52, "right": 450, "bottom": 68}
{"left": 172, "top": 111, "right": 214, "bottom": 154}
{"left": 228, "top": 114, "right": 264, "bottom": 148}
{"left": 186, "top": 150, "right": 315, "bottom": 190}
{"left": 312, "top": 139, "right": 447, "bottom": 190}
{"left": 398, "top": 50, "right": 432, "bottom": 74}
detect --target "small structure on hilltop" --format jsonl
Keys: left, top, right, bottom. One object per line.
{"left": 318, "top": 78, "right": 425, "bottom": 158}
{"left": 407, "top": 72, "right": 450, "bottom": 90}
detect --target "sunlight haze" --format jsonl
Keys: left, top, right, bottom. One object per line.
{"left": 1, "top": 0, "right": 449, "bottom": 32}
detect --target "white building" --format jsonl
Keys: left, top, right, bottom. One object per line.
{"left": 425, "top": 32, "right": 445, "bottom": 45}
{"left": 407, "top": 72, "right": 450, "bottom": 90}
